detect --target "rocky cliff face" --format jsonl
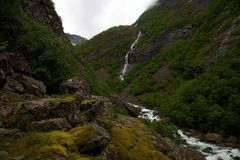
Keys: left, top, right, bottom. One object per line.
{"left": 0, "top": 52, "right": 46, "bottom": 96}
{"left": 22, "top": 0, "right": 68, "bottom": 41}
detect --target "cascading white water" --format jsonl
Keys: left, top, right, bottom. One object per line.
{"left": 120, "top": 31, "right": 142, "bottom": 81}
{"left": 178, "top": 131, "right": 240, "bottom": 160}
{"left": 129, "top": 103, "right": 240, "bottom": 160}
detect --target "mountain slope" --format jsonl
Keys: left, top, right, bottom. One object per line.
{"left": 66, "top": 33, "right": 87, "bottom": 45}
{"left": 74, "top": 26, "right": 138, "bottom": 92}
{"left": 76, "top": 0, "right": 240, "bottom": 137}
{"left": 0, "top": 0, "right": 108, "bottom": 94}
{"left": 1, "top": 0, "right": 240, "bottom": 159}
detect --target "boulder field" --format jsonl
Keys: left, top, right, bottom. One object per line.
{"left": 0, "top": 93, "right": 205, "bottom": 160}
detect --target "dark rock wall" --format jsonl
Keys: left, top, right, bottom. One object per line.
{"left": 22, "top": 0, "right": 69, "bottom": 42}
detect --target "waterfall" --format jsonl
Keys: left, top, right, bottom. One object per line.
{"left": 120, "top": 31, "right": 142, "bottom": 81}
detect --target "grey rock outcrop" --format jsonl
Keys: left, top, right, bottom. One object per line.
{"left": 59, "top": 76, "right": 90, "bottom": 95}
{"left": 3, "top": 74, "right": 46, "bottom": 96}
{"left": 0, "top": 52, "right": 46, "bottom": 96}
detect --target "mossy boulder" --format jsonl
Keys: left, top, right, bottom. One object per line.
{"left": 106, "top": 115, "right": 170, "bottom": 160}
{"left": 3, "top": 74, "right": 46, "bottom": 96}
{"left": 110, "top": 96, "right": 141, "bottom": 117}
{"left": 0, "top": 95, "right": 117, "bottom": 130}
{"left": 0, "top": 131, "right": 73, "bottom": 159}
{"left": 38, "top": 144, "right": 69, "bottom": 159}
{"left": 80, "top": 99, "right": 97, "bottom": 111}
{"left": 75, "top": 96, "right": 115, "bottom": 124}
{"left": 0, "top": 97, "right": 85, "bottom": 130}
{"left": 69, "top": 123, "right": 111, "bottom": 154}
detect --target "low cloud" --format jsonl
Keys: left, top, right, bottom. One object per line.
{"left": 52, "top": 0, "right": 157, "bottom": 39}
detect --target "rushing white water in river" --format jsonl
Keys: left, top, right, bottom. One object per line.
{"left": 129, "top": 103, "right": 160, "bottom": 121}
{"left": 120, "top": 31, "right": 142, "bottom": 81}
{"left": 129, "top": 103, "right": 240, "bottom": 160}
{"left": 179, "top": 131, "right": 240, "bottom": 160}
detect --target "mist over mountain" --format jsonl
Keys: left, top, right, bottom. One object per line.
{"left": 52, "top": 0, "right": 158, "bottom": 38}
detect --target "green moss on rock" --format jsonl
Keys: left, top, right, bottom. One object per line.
{"left": 49, "top": 96, "right": 75, "bottom": 103}
{"left": 107, "top": 116, "right": 170, "bottom": 160}
{"left": 69, "top": 125, "right": 97, "bottom": 147}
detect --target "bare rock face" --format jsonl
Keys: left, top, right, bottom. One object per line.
{"left": 22, "top": 0, "right": 68, "bottom": 42}
{"left": 3, "top": 74, "right": 46, "bottom": 96}
{"left": 0, "top": 52, "right": 46, "bottom": 96}
{"left": 59, "top": 76, "right": 91, "bottom": 95}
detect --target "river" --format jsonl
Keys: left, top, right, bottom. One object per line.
{"left": 129, "top": 103, "right": 240, "bottom": 160}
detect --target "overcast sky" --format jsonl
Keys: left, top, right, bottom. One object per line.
{"left": 52, "top": 0, "right": 157, "bottom": 39}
